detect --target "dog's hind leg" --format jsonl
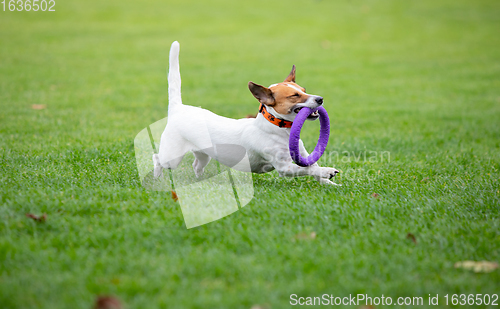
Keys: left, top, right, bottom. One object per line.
{"left": 153, "top": 153, "right": 164, "bottom": 178}
{"left": 153, "top": 151, "right": 186, "bottom": 178}
{"left": 157, "top": 130, "right": 191, "bottom": 171}
{"left": 192, "top": 151, "right": 211, "bottom": 178}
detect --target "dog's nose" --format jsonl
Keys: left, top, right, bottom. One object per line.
{"left": 315, "top": 96, "right": 323, "bottom": 105}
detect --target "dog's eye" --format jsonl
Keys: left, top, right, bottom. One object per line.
{"left": 290, "top": 93, "right": 300, "bottom": 97}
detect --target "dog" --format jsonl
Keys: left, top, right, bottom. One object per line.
{"left": 153, "top": 41, "right": 339, "bottom": 185}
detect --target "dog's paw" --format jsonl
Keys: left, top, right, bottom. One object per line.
{"left": 320, "top": 167, "right": 339, "bottom": 179}
{"left": 153, "top": 154, "right": 163, "bottom": 178}
{"left": 192, "top": 159, "right": 205, "bottom": 178}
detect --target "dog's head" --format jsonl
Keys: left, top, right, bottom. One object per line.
{"left": 248, "top": 65, "right": 323, "bottom": 122}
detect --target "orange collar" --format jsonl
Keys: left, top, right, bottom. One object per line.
{"left": 259, "top": 103, "right": 293, "bottom": 128}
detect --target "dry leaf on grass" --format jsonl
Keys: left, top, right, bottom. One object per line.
{"left": 251, "top": 305, "right": 270, "bottom": 309}
{"left": 25, "top": 213, "right": 47, "bottom": 222}
{"left": 31, "top": 104, "right": 47, "bottom": 110}
{"left": 406, "top": 233, "right": 417, "bottom": 244}
{"left": 94, "top": 295, "right": 122, "bottom": 309}
{"left": 454, "top": 260, "right": 498, "bottom": 273}
{"left": 371, "top": 193, "right": 380, "bottom": 199}
{"left": 171, "top": 191, "right": 178, "bottom": 202}
{"left": 293, "top": 232, "right": 316, "bottom": 241}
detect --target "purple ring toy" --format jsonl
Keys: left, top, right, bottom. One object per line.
{"left": 289, "top": 106, "right": 330, "bottom": 167}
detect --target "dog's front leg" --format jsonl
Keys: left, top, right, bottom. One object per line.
{"left": 271, "top": 150, "right": 339, "bottom": 183}
{"left": 274, "top": 160, "right": 339, "bottom": 180}
{"left": 298, "top": 139, "right": 319, "bottom": 169}
{"left": 298, "top": 140, "right": 340, "bottom": 185}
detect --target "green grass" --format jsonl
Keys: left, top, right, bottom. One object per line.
{"left": 1, "top": 0, "right": 500, "bottom": 308}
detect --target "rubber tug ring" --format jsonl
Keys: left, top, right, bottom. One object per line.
{"left": 289, "top": 106, "right": 330, "bottom": 167}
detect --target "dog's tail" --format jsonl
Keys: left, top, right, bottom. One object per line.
{"left": 168, "top": 41, "right": 182, "bottom": 113}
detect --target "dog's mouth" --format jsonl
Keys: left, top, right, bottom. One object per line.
{"left": 294, "top": 107, "right": 319, "bottom": 120}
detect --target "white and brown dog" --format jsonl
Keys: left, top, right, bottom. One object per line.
{"left": 153, "top": 41, "right": 339, "bottom": 185}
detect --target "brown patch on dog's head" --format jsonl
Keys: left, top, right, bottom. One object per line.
{"left": 249, "top": 66, "right": 323, "bottom": 121}
{"left": 268, "top": 82, "right": 309, "bottom": 114}
{"left": 249, "top": 65, "right": 309, "bottom": 113}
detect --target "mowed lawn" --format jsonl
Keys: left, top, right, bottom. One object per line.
{"left": 1, "top": 0, "right": 499, "bottom": 308}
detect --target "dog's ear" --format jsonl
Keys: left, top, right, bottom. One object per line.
{"left": 284, "top": 65, "right": 296, "bottom": 83}
{"left": 248, "top": 82, "right": 275, "bottom": 106}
